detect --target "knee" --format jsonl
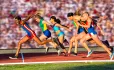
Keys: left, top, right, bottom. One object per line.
{"left": 80, "top": 39, "right": 84, "bottom": 44}
{"left": 18, "top": 42, "right": 22, "bottom": 46}
{"left": 70, "top": 39, "right": 74, "bottom": 43}
{"left": 75, "top": 38, "right": 78, "bottom": 42}
{"left": 18, "top": 41, "right": 22, "bottom": 44}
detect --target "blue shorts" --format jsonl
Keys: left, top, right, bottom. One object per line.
{"left": 43, "top": 30, "right": 51, "bottom": 38}
{"left": 77, "top": 27, "right": 84, "bottom": 34}
{"left": 58, "top": 31, "right": 64, "bottom": 37}
{"left": 88, "top": 27, "right": 97, "bottom": 36}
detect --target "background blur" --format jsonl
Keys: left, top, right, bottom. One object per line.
{"left": 0, "top": 0, "right": 114, "bottom": 49}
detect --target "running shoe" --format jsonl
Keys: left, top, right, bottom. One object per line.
{"left": 9, "top": 56, "right": 18, "bottom": 59}
{"left": 87, "top": 50, "right": 93, "bottom": 57}
{"left": 67, "top": 53, "right": 71, "bottom": 56}
{"left": 62, "top": 52, "right": 68, "bottom": 56}
{"left": 110, "top": 53, "right": 114, "bottom": 60}
{"left": 57, "top": 50, "right": 61, "bottom": 56}
{"left": 72, "top": 52, "right": 78, "bottom": 56}
{"left": 45, "top": 47, "right": 49, "bottom": 54}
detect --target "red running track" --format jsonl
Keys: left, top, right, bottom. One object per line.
{"left": 0, "top": 52, "right": 113, "bottom": 63}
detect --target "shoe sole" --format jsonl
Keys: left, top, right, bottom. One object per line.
{"left": 9, "top": 57, "right": 17, "bottom": 59}
{"left": 87, "top": 51, "right": 93, "bottom": 57}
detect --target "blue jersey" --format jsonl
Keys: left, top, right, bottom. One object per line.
{"left": 21, "top": 22, "right": 35, "bottom": 37}
{"left": 51, "top": 24, "right": 64, "bottom": 37}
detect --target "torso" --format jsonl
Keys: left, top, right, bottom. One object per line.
{"left": 52, "top": 24, "right": 61, "bottom": 35}
{"left": 21, "top": 21, "right": 34, "bottom": 33}
{"left": 39, "top": 19, "right": 48, "bottom": 32}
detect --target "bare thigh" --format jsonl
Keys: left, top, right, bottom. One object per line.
{"left": 18, "top": 35, "right": 29, "bottom": 44}
{"left": 39, "top": 34, "right": 48, "bottom": 41}
{"left": 75, "top": 32, "right": 86, "bottom": 41}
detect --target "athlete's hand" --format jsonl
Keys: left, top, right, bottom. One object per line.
{"left": 34, "top": 11, "right": 39, "bottom": 16}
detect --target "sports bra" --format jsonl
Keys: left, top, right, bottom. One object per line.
{"left": 51, "top": 24, "right": 60, "bottom": 32}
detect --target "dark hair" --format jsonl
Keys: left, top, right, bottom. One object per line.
{"left": 15, "top": 16, "right": 21, "bottom": 21}
{"left": 50, "top": 16, "right": 56, "bottom": 21}
{"left": 67, "top": 12, "right": 73, "bottom": 17}
{"left": 55, "top": 19, "right": 61, "bottom": 24}
{"left": 83, "top": 12, "right": 89, "bottom": 16}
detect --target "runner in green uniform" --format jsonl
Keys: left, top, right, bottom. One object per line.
{"left": 34, "top": 14, "right": 60, "bottom": 55}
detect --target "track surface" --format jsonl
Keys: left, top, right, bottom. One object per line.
{"left": 0, "top": 52, "right": 113, "bottom": 63}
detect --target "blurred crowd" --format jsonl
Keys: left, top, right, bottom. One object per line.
{"left": 0, "top": 0, "right": 114, "bottom": 49}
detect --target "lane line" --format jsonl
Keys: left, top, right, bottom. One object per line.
{"left": 0, "top": 60, "right": 114, "bottom": 65}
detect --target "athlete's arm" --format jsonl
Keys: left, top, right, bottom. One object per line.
{"left": 23, "top": 12, "right": 35, "bottom": 22}
{"left": 55, "top": 24, "right": 71, "bottom": 32}
{"left": 74, "top": 22, "right": 79, "bottom": 36}
{"left": 20, "top": 14, "right": 33, "bottom": 25}
{"left": 43, "top": 20, "right": 51, "bottom": 25}
{"left": 73, "top": 16, "right": 79, "bottom": 36}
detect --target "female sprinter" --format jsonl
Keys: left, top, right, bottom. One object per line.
{"left": 67, "top": 12, "right": 92, "bottom": 57}
{"left": 50, "top": 16, "right": 71, "bottom": 56}
{"left": 67, "top": 11, "right": 111, "bottom": 57}
{"left": 9, "top": 14, "right": 54, "bottom": 59}
{"left": 34, "top": 14, "right": 60, "bottom": 55}
{"left": 78, "top": 12, "right": 113, "bottom": 60}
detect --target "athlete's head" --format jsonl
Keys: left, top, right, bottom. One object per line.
{"left": 14, "top": 16, "right": 21, "bottom": 24}
{"left": 55, "top": 19, "right": 61, "bottom": 24}
{"left": 67, "top": 12, "right": 74, "bottom": 20}
{"left": 81, "top": 12, "right": 89, "bottom": 21}
{"left": 73, "top": 11, "right": 81, "bottom": 21}
{"left": 34, "top": 14, "right": 44, "bottom": 22}
{"left": 74, "top": 10, "right": 81, "bottom": 16}
{"left": 50, "top": 16, "right": 56, "bottom": 23}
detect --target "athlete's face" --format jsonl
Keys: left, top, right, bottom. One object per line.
{"left": 15, "top": 19, "right": 20, "bottom": 24}
{"left": 34, "top": 17, "right": 40, "bottom": 22}
{"left": 50, "top": 18, "right": 54, "bottom": 24}
{"left": 81, "top": 13, "right": 88, "bottom": 20}
{"left": 68, "top": 16, "right": 73, "bottom": 21}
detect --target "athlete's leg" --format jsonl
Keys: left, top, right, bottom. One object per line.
{"left": 49, "top": 42, "right": 61, "bottom": 55}
{"left": 80, "top": 34, "right": 92, "bottom": 52}
{"left": 58, "top": 35, "right": 67, "bottom": 53}
{"left": 88, "top": 40, "right": 95, "bottom": 44}
{"left": 74, "top": 38, "right": 78, "bottom": 54}
{"left": 90, "top": 34, "right": 111, "bottom": 55}
{"left": 68, "top": 36, "right": 75, "bottom": 53}
{"left": 74, "top": 32, "right": 86, "bottom": 53}
{"left": 39, "top": 34, "right": 48, "bottom": 48}
{"left": 80, "top": 34, "right": 93, "bottom": 57}
{"left": 39, "top": 34, "right": 50, "bottom": 53}
{"left": 33, "top": 36, "right": 52, "bottom": 45}
{"left": 88, "top": 39, "right": 111, "bottom": 52}
{"left": 15, "top": 36, "right": 29, "bottom": 57}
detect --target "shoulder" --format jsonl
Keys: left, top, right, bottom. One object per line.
{"left": 87, "top": 17, "right": 92, "bottom": 22}
{"left": 55, "top": 24, "right": 60, "bottom": 26}
{"left": 20, "top": 20, "right": 25, "bottom": 25}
